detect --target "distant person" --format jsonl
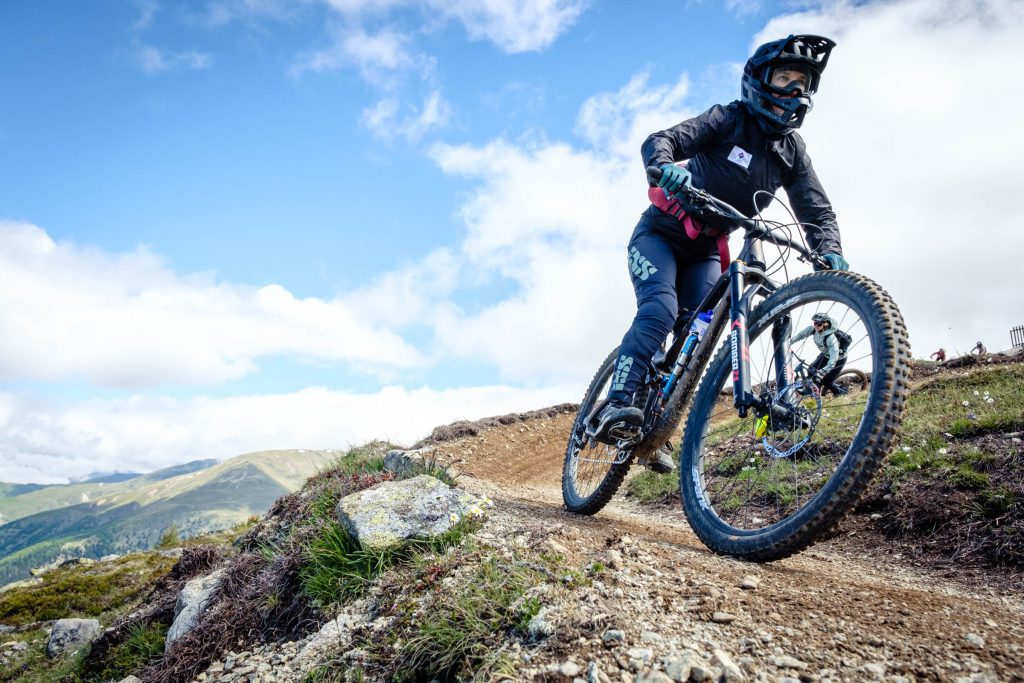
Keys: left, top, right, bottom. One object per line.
{"left": 971, "top": 341, "right": 987, "bottom": 355}
{"left": 791, "top": 312, "right": 849, "bottom": 396}
{"left": 590, "top": 34, "right": 844, "bottom": 474}
{"left": 930, "top": 348, "right": 946, "bottom": 362}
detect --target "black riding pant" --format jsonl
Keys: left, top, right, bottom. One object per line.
{"left": 611, "top": 208, "right": 721, "bottom": 405}
{"left": 810, "top": 354, "right": 847, "bottom": 395}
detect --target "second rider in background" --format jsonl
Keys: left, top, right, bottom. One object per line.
{"left": 593, "top": 34, "right": 848, "bottom": 472}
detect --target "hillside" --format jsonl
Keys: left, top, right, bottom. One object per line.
{"left": 1, "top": 358, "right": 1022, "bottom": 682}
{"left": 0, "top": 450, "right": 334, "bottom": 586}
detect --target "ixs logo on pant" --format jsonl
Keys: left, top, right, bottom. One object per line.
{"left": 628, "top": 246, "right": 657, "bottom": 281}
{"left": 612, "top": 354, "right": 633, "bottom": 391}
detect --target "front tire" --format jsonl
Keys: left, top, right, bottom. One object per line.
{"left": 679, "top": 271, "right": 910, "bottom": 561}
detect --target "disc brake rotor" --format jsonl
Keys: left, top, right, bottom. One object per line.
{"left": 757, "top": 380, "right": 822, "bottom": 459}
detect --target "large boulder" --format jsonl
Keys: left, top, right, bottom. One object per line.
{"left": 335, "top": 475, "right": 493, "bottom": 550}
{"left": 46, "top": 618, "right": 102, "bottom": 658}
{"left": 165, "top": 568, "right": 225, "bottom": 650}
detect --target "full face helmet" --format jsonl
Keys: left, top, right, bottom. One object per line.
{"left": 811, "top": 312, "right": 832, "bottom": 328}
{"left": 741, "top": 34, "right": 836, "bottom": 135}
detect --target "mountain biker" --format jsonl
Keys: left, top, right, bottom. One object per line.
{"left": 591, "top": 34, "right": 846, "bottom": 471}
{"left": 791, "top": 312, "right": 848, "bottom": 396}
{"left": 930, "top": 348, "right": 946, "bottom": 362}
{"left": 971, "top": 341, "right": 987, "bottom": 355}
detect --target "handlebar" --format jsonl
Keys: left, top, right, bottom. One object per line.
{"left": 645, "top": 165, "right": 829, "bottom": 269}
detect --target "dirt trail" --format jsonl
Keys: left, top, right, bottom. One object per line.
{"left": 425, "top": 412, "right": 1024, "bottom": 682}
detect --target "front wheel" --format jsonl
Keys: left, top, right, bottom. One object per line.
{"left": 679, "top": 271, "right": 910, "bottom": 561}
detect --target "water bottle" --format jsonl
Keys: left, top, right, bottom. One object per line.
{"left": 691, "top": 310, "right": 713, "bottom": 339}
{"left": 663, "top": 310, "right": 714, "bottom": 399}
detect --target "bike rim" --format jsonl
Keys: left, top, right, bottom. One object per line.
{"left": 693, "top": 295, "right": 875, "bottom": 533}
{"left": 566, "top": 374, "right": 631, "bottom": 502}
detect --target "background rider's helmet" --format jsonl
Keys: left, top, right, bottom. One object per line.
{"left": 811, "top": 312, "right": 832, "bottom": 326}
{"left": 741, "top": 34, "right": 836, "bottom": 136}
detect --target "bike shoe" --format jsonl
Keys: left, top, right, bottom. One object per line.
{"left": 830, "top": 385, "right": 849, "bottom": 397}
{"left": 640, "top": 441, "right": 676, "bottom": 473}
{"left": 589, "top": 400, "right": 644, "bottom": 445}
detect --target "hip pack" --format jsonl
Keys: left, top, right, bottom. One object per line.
{"left": 647, "top": 187, "right": 731, "bottom": 273}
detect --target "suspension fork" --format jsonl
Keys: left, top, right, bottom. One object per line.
{"left": 771, "top": 314, "right": 794, "bottom": 395}
{"left": 729, "top": 260, "right": 754, "bottom": 417}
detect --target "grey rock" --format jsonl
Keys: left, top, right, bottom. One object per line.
{"left": 739, "top": 575, "right": 760, "bottom": 590}
{"left": 46, "top": 618, "right": 102, "bottom": 658}
{"left": 775, "top": 655, "right": 807, "bottom": 669}
{"left": 965, "top": 632, "right": 986, "bottom": 648}
{"left": 527, "top": 608, "right": 556, "bottom": 639}
{"left": 689, "top": 664, "right": 716, "bottom": 682}
{"left": 636, "top": 672, "right": 673, "bottom": 683}
{"left": 166, "top": 568, "right": 226, "bottom": 650}
{"left": 335, "top": 475, "right": 492, "bottom": 550}
{"left": 859, "top": 662, "right": 886, "bottom": 679}
{"left": 117, "top": 676, "right": 142, "bottom": 683}
{"left": 295, "top": 607, "right": 369, "bottom": 667}
{"left": 711, "top": 611, "right": 737, "bottom": 624}
{"left": 712, "top": 649, "right": 743, "bottom": 681}
{"left": 627, "top": 647, "right": 653, "bottom": 663}
{"left": 383, "top": 449, "right": 429, "bottom": 477}
{"left": 602, "top": 549, "right": 624, "bottom": 570}
{"left": 559, "top": 660, "right": 582, "bottom": 677}
{"left": 100, "top": 554, "right": 121, "bottom": 562}
{"left": 664, "top": 652, "right": 699, "bottom": 682}
{"left": 602, "top": 629, "right": 625, "bottom": 643}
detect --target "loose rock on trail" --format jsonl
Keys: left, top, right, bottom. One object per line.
{"left": 419, "top": 409, "right": 1024, "bottom": 682}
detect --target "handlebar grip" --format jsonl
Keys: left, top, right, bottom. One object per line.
{"left": 646, "top": 165, "right": 663, "bottom": 185}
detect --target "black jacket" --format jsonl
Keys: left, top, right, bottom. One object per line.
{"left": 641, "top": 101, "right": 842, "bottom": 256}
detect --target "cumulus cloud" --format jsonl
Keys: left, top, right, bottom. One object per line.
{"left": 362, "top": 90, "right": 452, "bottom": 141}
{"left": 290, "top": 27, "right": 418, "bottom": 79}
{"left": 0, "top": 222, "right": 425, "bottom": 388}
{"left": 135, "top": 44, "right": 213, "bottom": 74}
{"left": 430, "top": 0, "right": 588, "bottom": 53}
{"left": 0, "top": 383, "right": 576, "bottom": 484}
{"left": 350, "top": 0, "right": 1023, "bottom": 382}
{"left": 753, "top": 0, "right": 1024, "bottom": 355}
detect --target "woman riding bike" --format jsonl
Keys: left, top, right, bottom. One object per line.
{"left": 791, "top": 312, "right": 849, "bottom": 396}
{"left": 591, "top": 34, "right": 846, "bottom": 473}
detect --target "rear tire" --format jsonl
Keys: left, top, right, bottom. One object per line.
{"left": 679, "top": 272, "right": 910, "bottom": 561}
{"left": 562, "top": 348, "right": 635, "bottom": 515}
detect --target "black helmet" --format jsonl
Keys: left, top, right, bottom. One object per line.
{"left": 741, "top": 34, "right": 836, "bottom": 135}
{"left": 811, "top": 312, "right": 832, "bottom": 325}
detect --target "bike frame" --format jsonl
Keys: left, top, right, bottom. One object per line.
{"left": 644, "top": 186, "right": 824, "bottom": 428}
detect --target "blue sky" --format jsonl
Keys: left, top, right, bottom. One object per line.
{"left": 2, "top": 0, "right": 1022, "bottom": 483}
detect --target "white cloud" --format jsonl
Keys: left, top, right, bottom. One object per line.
{"left": 0, "top": 383, "right": 576, "bottom": 484}
{"left": 131, "top": 0, "right": 160, "bottom": 30}
{"left": 752, "top": 0, "right": 1024, "bottom": 356}
{"left": 135, "top": 44, "right": 213, "bottom": 74}
{"left": 429, "top": 0, "right": 588, "bottom": 53}
{"left": 290, "top": 27, "right": 417, "bottom": 79}
{"left": 362, "top": 90, "right": 451, "bottom": 140}
{"left": 0, "top": 222, "right": 426, "bottom": 388}
{"left": 409, "top": 73, "right": 699, "bottom": 382}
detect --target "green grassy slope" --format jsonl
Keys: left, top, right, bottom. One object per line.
{"left": 0, "top": 450, "right": 334, "bottom": 585}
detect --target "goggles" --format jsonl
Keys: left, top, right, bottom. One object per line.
{"left": 768, "top": 65, "right": 815, "bottom": 95}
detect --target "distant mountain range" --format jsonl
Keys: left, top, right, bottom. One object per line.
{"left": 0, "top": 450, "right": 336, "bottom": 585}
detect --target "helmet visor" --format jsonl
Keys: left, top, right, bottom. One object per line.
{"left": 768, "top": 65, "right": 816, "bottom": 95}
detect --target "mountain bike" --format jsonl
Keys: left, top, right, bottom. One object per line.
{"left": 562, "top": 169, "right": 910, "bottom": 561}
{"left": 790, "top": 349, "right": 870, "bottom": 395}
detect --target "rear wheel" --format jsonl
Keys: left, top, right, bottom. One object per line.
{"left": 836, "top": 368, "right": 869, "bottom": 393}
{"left": 562, "top": 348, "right": 635, "bottom": 514}
{"left": 679, "top": 272, "right": 910, "bottom": 561}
